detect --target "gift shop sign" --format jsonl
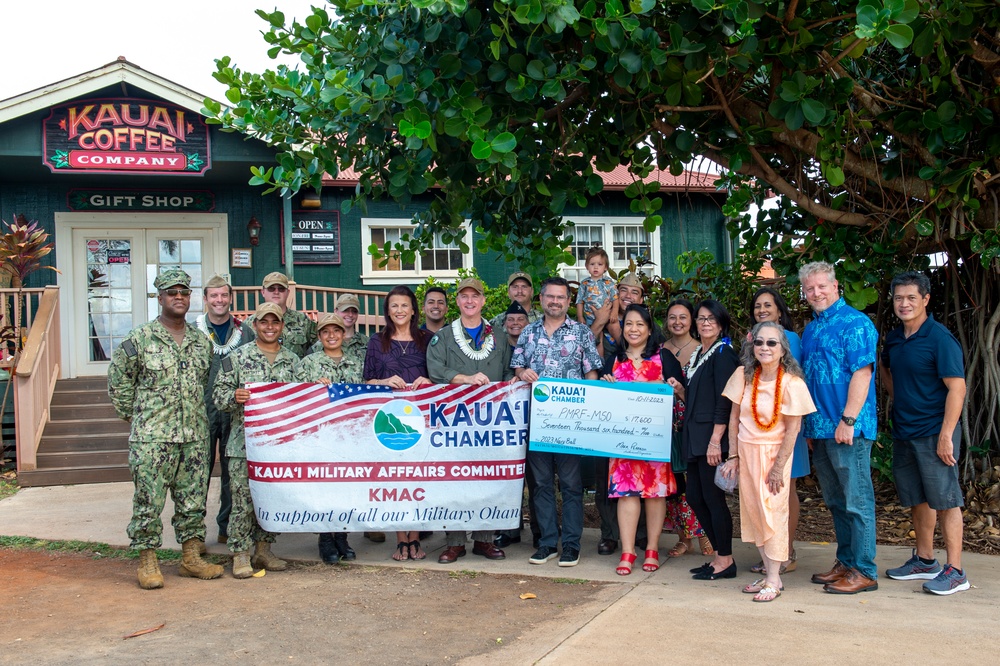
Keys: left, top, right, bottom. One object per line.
{"left": 43, "top": 98, "right": 211, "bottom": 175}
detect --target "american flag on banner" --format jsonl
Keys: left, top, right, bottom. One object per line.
{"left": 245, "top": 381, "right": 524, "bottom": 444}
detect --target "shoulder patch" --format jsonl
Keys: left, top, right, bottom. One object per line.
{"left": 122, "top": 339, "right": 138, "bottom": 358}
{"left": 221, "top": 356, "right": 234, "bottom": 373}
{"left": 430, "top": 334, "right": 439, "bottom": 346}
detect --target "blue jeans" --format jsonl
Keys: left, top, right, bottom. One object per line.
{"left": 811, "top": 437, "right": 878, "bottom": 580}
{"left": 528, "top": 450, "right": 583, "bottom": 551}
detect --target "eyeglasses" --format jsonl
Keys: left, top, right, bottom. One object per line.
{"left": 696, "top": 316, "right": 716, "bottom": 323}
{"left": 265, "top": 285, "right": 288, "bottom": 293}
{"left": 162, "top": 288, "right": 192, "bottom": 297}
{"left": 753, "top": 338, "right": 780, "bottom": 347}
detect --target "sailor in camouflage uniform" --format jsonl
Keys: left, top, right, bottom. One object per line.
{"left": 108, "top": 269, "right": 223, "bottom": 589}
{"left": 307, "top": 292, "right": 369, "bottom": 365}
{"left": 295, "top": 312, "right": 364, "bottom": 564}
{"left": 249, "top": 272, "right": 316, "bottom": 358}
{"left": 213, "top": 302, "right": 299, "bottom": 578}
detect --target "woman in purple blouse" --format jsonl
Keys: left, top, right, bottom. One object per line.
{"left": 363, "top": 285, "right": 432, "bottom": 560}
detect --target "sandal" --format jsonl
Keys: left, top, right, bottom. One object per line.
{"left": 743, "top": 578, "right": 784, "bottom": 594}
{"left": 668, "top": 540, "right": 691, "bottom": 558}
{"left": 698, "top": 536, "right": 715, "bottom": 555}
{"left": 616, "top": 552, "right": 636, "bottom": 576}
{"left": 407, "top": 540, "right": 426, "bottom": 560}
{"left": 752, "top": 584, "right": 782, "bottom": 602}
{"left": 392, "top": 541, "right": 409, "bottom": 561}
{"left": 642, "top": 550, "right": 660, "bottom": 572}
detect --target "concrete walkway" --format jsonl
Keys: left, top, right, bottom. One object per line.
{"left": 2, "top": 480, "right": 998, "bottom": 663}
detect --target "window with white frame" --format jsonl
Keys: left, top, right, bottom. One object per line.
{"left": 561, "top": 217, "right": 660, "bottom": 282}
{"left": 361, "top": 218, "right": 473, "bottom": 285}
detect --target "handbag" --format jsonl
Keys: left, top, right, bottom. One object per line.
{"left": 714, "top": 459, "right": 738, "bottom": 494}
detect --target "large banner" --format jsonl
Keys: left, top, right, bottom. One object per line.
{"left": 528, "top": 378, "right": 673, "bottom": 461}
{"left": 244, "top": 381, "right": 529, "bottom": 533}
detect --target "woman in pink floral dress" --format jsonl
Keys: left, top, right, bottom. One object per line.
{"left": 602, "top": 304, "right": 677, "bottom": 575}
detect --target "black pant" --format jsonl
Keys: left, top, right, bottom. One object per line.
{"left": 207, "top": 421, "right": 233, "bottom": 536}
{"left": 686, "top": 455, "right": 733, "bottom": 556}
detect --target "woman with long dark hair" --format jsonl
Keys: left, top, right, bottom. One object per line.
{"left": 668, "top": 299, "right": 740, "bottom": 580}
{"left": 601, "top": 304, "right": 675, "bottom": 575}
{"left": 661, "top": 299, "right": 713, "bottom": 558}
{"left": 363, "top": 285, "right": 432, "bottom": 560}
{"left": 747, "top": 287, "right": 808, "bottom": 576}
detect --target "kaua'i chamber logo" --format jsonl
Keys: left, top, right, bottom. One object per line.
{"left": 373, "top": 399, "right": 424, "bottom": 450}
{"left": 533, "top": 384, "right": 551, "bottom": 402}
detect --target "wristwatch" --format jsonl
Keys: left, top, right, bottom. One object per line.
{"left": 840, "top": 414, "right": 857, "bottom": 426}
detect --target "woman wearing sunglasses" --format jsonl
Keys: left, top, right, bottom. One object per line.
{"left": 747, "top": 287, "right": 809, "bottom": 576}
{"left": 721, "top": 322, "right": 815, "bottom": 601}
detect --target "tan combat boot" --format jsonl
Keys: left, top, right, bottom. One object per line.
{"left": 137, "top": 549, "right": 164, "bottom": 590}
{"left": 251, "top": 541, "right": 288, "bottom": 571}
{"left": 178, "top": 538, "right": 224, "bottom": 580}
{"left": 232, "top": 551, "right": 253, "bottom": 579}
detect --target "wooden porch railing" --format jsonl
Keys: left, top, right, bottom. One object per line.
{"left": 230, "top": 283, "right": 387, "bottom": 334}
{"left": 0, "top": 287, "right": 47, "bottom": 369}
{"left": 13, "top": 286, "right": 61, "bottom": 472}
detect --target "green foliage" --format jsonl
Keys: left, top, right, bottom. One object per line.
{"left": 871, "top": 431, "right": 896, "bottom": 484}
{"left": 208, "top": 1, "right": 1000, "bottom": 465}
{"left": 0, "top": 536, "right": 187, "bottom": 562}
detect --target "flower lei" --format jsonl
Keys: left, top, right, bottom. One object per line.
{"left": 451, "top": 319, "right": 495, "bottom": 361}
{"left": 196, "top": 314, "right": 244, "bottom": 356}
{"left": 751, "top": 364, "right": 784, "bottom": 431}
{"left": 684, "top": 339, "right": 724, "bottom": 380}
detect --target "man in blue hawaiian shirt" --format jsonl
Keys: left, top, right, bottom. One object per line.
{"left": 800, "top": 261, "right": 879, "bottom": 594}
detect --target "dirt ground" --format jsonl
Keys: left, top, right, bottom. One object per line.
{"left": 0, "top": 549, "right": 607, "bottom": 665}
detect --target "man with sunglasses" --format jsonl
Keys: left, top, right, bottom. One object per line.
{"left": 254, "top": 272, "right": 316, "bottom": 358}
{"left": 109, "top": 269, "right": 223, "bottom": 589}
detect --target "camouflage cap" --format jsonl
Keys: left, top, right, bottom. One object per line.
{"left": 335, "top": 293, "right": 361, "bottom": 312}
{"left": 262, "top": 271, "right": 289, "bottom": 289}
{"left": 254, "top": 302, "right": 285, "bottom": 321}
{"left": 507, "top": 271, "right": 533, "bottom": 288}
{"left": 154, "top": 269, "right": 192, "bottom": 290}
{"left": 618, "top": 272, "right": 643, "bottom": 291}
{"left": 456, "top": 277, "right": 485, "bottom": 295}
{"left": 204, "top": 274, "right": 230, "bottom": 290}
{"left": 316, "top": 312, "right": 347, "bottom": 333}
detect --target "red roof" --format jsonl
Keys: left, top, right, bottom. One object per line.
{"left": 322, "top": 163, "right": 721, "bottom": 192}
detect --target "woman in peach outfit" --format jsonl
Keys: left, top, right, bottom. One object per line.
{"left": 721, "top": 321, "right": 815, "bottom": 601}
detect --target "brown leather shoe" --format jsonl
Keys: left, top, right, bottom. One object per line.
{"left": 811, "top": 560, "right": 850, "bottom": 585}
{"left": 824, "top": 569, "right": 878, "bottom": 594}
{"left": 437, "top": 546, "right": 467, "bottom": 564}
{"left": 472, "top": 541, "right": 506, "bottom": 560}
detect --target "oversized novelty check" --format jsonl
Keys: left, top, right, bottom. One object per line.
{"left": 528, "top": 378, "right": 673, "bottom": 461}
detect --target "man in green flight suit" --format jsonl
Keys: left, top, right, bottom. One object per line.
{"left": 108, "top": 268, "right": 224, "bottom": 590}
{"left": 427, "top": 277, "right": 513, "bottom": 563}
{"left": 213, "top": 302, "right": 299, "bottom": 578}
{"left": 252, "top": 271, "right": 316, "bottom": 358}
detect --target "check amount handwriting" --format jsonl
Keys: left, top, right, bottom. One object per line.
{"left": 534, "top": 406, "right": 665, "bottom": 428}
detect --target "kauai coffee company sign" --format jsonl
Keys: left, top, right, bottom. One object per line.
{"left": 281, "top": 210, "right": 341, "bottom": 265}
{"left": 43, "top": 98, "right": 211, "bottom": 175}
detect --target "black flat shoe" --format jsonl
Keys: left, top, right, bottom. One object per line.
{"left": 690, "top": 562, "right": 712, "bottom": 574}
{"left": 693, "top": 562, "right": 737, "bottom": 580}
{"left": 598, "top": 539, "right": 618, "bottom": 556}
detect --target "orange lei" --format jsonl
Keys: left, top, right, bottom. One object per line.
{"left": 751, "top": 365, "right": 784, "bottom": 431}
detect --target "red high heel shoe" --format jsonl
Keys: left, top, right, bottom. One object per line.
{"left": 616, "top": 552, "right": 637, "bottom": 576}
{"left": 643, "top": 550, "right": 660, "bottom": 572}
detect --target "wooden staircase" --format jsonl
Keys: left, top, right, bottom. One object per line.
{"left": 18, "top": 377, "right": 132, "bottom": 487}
